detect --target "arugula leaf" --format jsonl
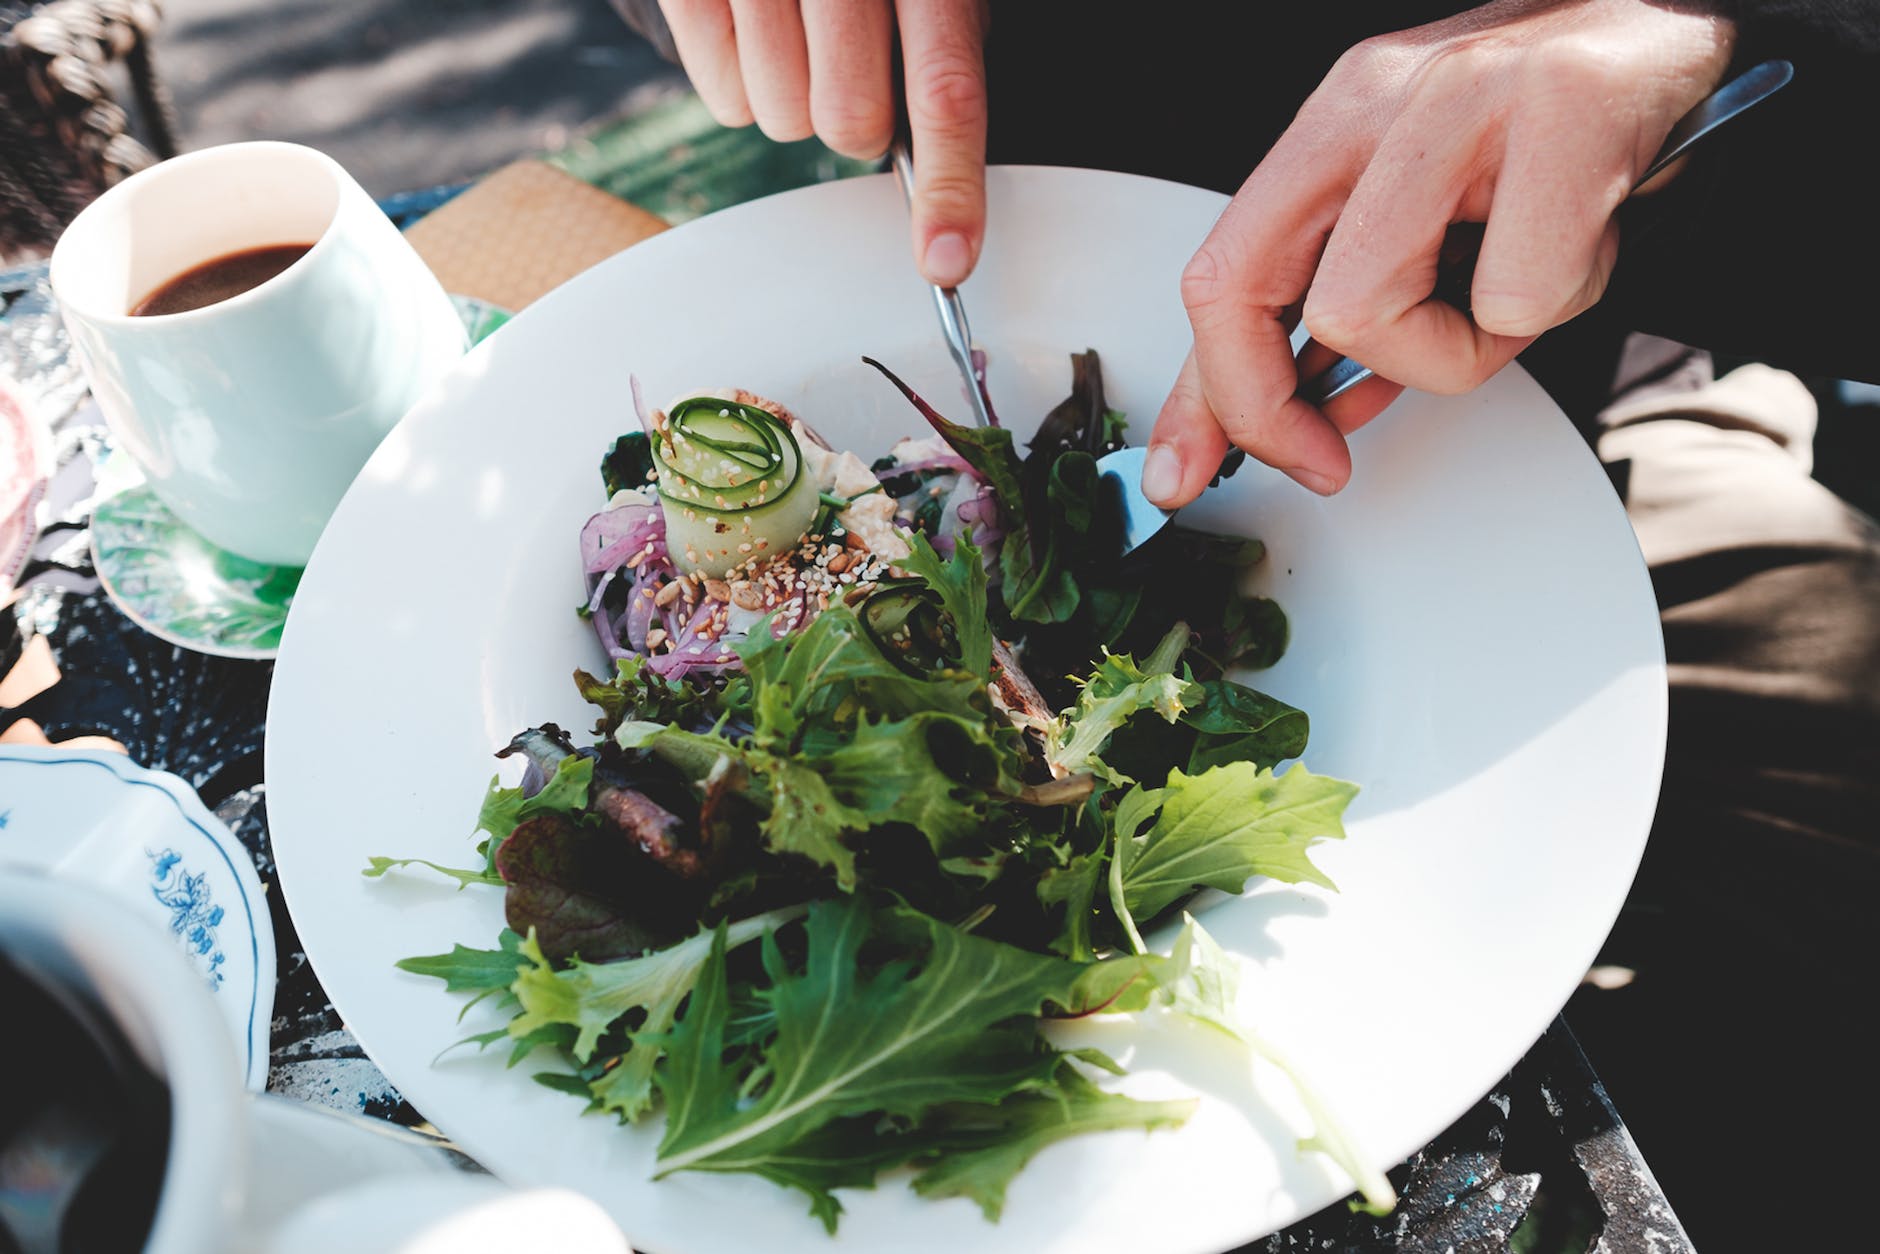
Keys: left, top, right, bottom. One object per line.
{"left": 508, "top": 908, "right": 801, "bottom": 1121}
{"left": 1118, "top": 763, "right": 1357, "bottom": 925}
{"left": 654, "top": 899, "right": 1088, "bottom": 1190}
{"left": 1037, "top": 852, "right": 1105, "bottom": 961}
{"left": 1161, "top": 915, "right": 1395, "bottom": 1215}
{"left": 909, "top": 1063, "right": 1195, "bottom": 1220}
{"left": 896, "top": 532, "right": 992, "bottom": 678}
{"left": 395, "top": 930, "right": 529, "bottom": 992}
{"left": 362, "top": 856, "right": 503, "bottom": 888}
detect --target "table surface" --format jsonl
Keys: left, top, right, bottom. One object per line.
{"left": 0, "top": 188, "right": 1694, "bottom": 1252}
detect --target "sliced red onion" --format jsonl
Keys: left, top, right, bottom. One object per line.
{"left": 623, "top": 573, "right": 658, "bottom": 651}
{"left": 581, "top": 504, "right": 665, "bottom": 574}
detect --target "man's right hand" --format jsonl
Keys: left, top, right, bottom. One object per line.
{"left": 657, "top": 0, "right": 989, "bottom": 287}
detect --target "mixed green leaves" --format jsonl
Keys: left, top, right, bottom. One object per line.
{"left": 865, "top": 350, "right": 1287, "bottom": 708}
{"left": 376, "top": 351, "right": 1383, "bottom": 1232}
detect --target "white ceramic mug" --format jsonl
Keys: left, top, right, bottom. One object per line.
{"left": 48, "top": 141, "right": 467, "bottom": 567}
{"left": 0, "top": 870, "right": 635, "bottom": 1254}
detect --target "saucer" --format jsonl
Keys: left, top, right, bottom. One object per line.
{"left": 0, "top": 744, "right": 276, "bottom": 1089}
{"left": 87, "top": 294, "right": 509, "bottom": 660}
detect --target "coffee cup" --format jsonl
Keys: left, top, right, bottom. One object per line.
{"left": 0, "top": 870, "right": 633, "bottom": 1253}
{"left": 48, "top": 141, "right": 467, "bottom": 567}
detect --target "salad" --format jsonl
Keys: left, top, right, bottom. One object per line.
{"left": 374, "top": 351, "right": 1393, "bottom": 1231}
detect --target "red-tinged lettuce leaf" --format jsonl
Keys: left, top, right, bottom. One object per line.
{"left": 1026, "top": 350, "right": 1124, "bottom": 464}
{"left": 494, "top": 814, "right": 675, "bottom": 963}
{"left": 474, "top": 752, "right": 594, "bottom": 871}
{"left": 862, "top": 356, "right": 1026, "bottom": 513}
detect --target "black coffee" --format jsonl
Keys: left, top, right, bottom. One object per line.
{"left": 0, "top": 953, "right": 170, "bottom": 1254}
{"left": 130, "top": 242, "right": 313, "bottom": 317}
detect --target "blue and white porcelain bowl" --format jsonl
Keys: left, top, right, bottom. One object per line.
{"left": 0, "top": 745, "right": 274, "bottom": 1088}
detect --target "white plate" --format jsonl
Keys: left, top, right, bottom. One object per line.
{"left": 0, "top": 745, "right": 276, "bottom": 1089}
{"left": 266, "top": 167, "right": 1666, "bottom": 1253}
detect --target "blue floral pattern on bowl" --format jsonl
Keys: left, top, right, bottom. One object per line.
{"left": 0, "top": 746, "right": 274, "bottom": 1088}
{"left": 150, "top": 847, "right": 229, "bottom": 988}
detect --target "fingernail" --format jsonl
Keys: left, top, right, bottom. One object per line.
{"left": 1141, "top": 445, "right": 1184, "bottom": 505}
{"left": 1286, "top": 466, "right": 1339, "bottom": 496}
{"left": 923, "top": 232, "right": 971, "bottom": 287}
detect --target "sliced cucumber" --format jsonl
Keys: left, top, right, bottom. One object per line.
{"left": 653, "top": 396, "right": 820, "bottom": 577}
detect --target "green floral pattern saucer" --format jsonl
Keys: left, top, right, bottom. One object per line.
{"left": 89, "top": 294, "right": 509, "bottom": 659}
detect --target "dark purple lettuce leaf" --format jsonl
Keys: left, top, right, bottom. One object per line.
{"left": 496, "top": 814, "right": 692, "bottom": 963}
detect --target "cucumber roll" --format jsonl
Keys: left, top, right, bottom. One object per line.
{"left": 651, "top": 393, "right": 820, "bottom": 577}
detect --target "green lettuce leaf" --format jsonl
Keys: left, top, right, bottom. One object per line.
{"left": 1118, "top": 763, "right": 1357, "bottom": 925}
{"left": 1047, "top": 651, "right": 1200, "bottom": 783}
{"left": 621, "top": 721, "right": 868, "bottom": 889}
{"left": 622, "top": 600, "right": 1012, "bottom": 885}
{"left": 471, "top": 753, "right": 595, "bottom": 871}
{"left": 896, "top": 532, "right": 993, "bottom": 678}
{"left": 508, "top": 907, "right": 802, "bottom": 1121}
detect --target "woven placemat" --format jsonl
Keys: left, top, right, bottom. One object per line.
{"left": 402, "top": 159, "right": 669, "bottom": 312}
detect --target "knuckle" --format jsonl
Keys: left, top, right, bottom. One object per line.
{"left": 702, "top": 94, "right": 754, "bottom": 129}
{"left": 811, "top": 94, "right": 891, "bottom": 157}
{"left": 1530, "top": 36, "right": 1623, "bottom": 94}
{"left": 1470, "top": 293, "right": 1553, "bottom": 338}
{"left": 1300, "top": 299, "right": 1371, "bottom": 355}
{"left": 1179, "top": 245, "right": 1231, "bottom": 313}
{"left": 1423, "top": 40, "right": 1495, "bottom": 95}
{"left": 916, "top": 171, "right": 982, "bottom": 222}
{"left": 754, "top": 109, "right": 814, "bottom": 142}
{"left": 908, "top": 54, "right": 987, "bottom": 133}
{"left": 1327, "top": 33, "right": 1403, "bottom": 86}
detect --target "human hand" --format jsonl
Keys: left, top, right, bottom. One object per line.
{"left": 657, "top": 0, "right": 989, "bottom": 285}
{"left": 1140, "top": 0, "right": 1736, "bottom": 506}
